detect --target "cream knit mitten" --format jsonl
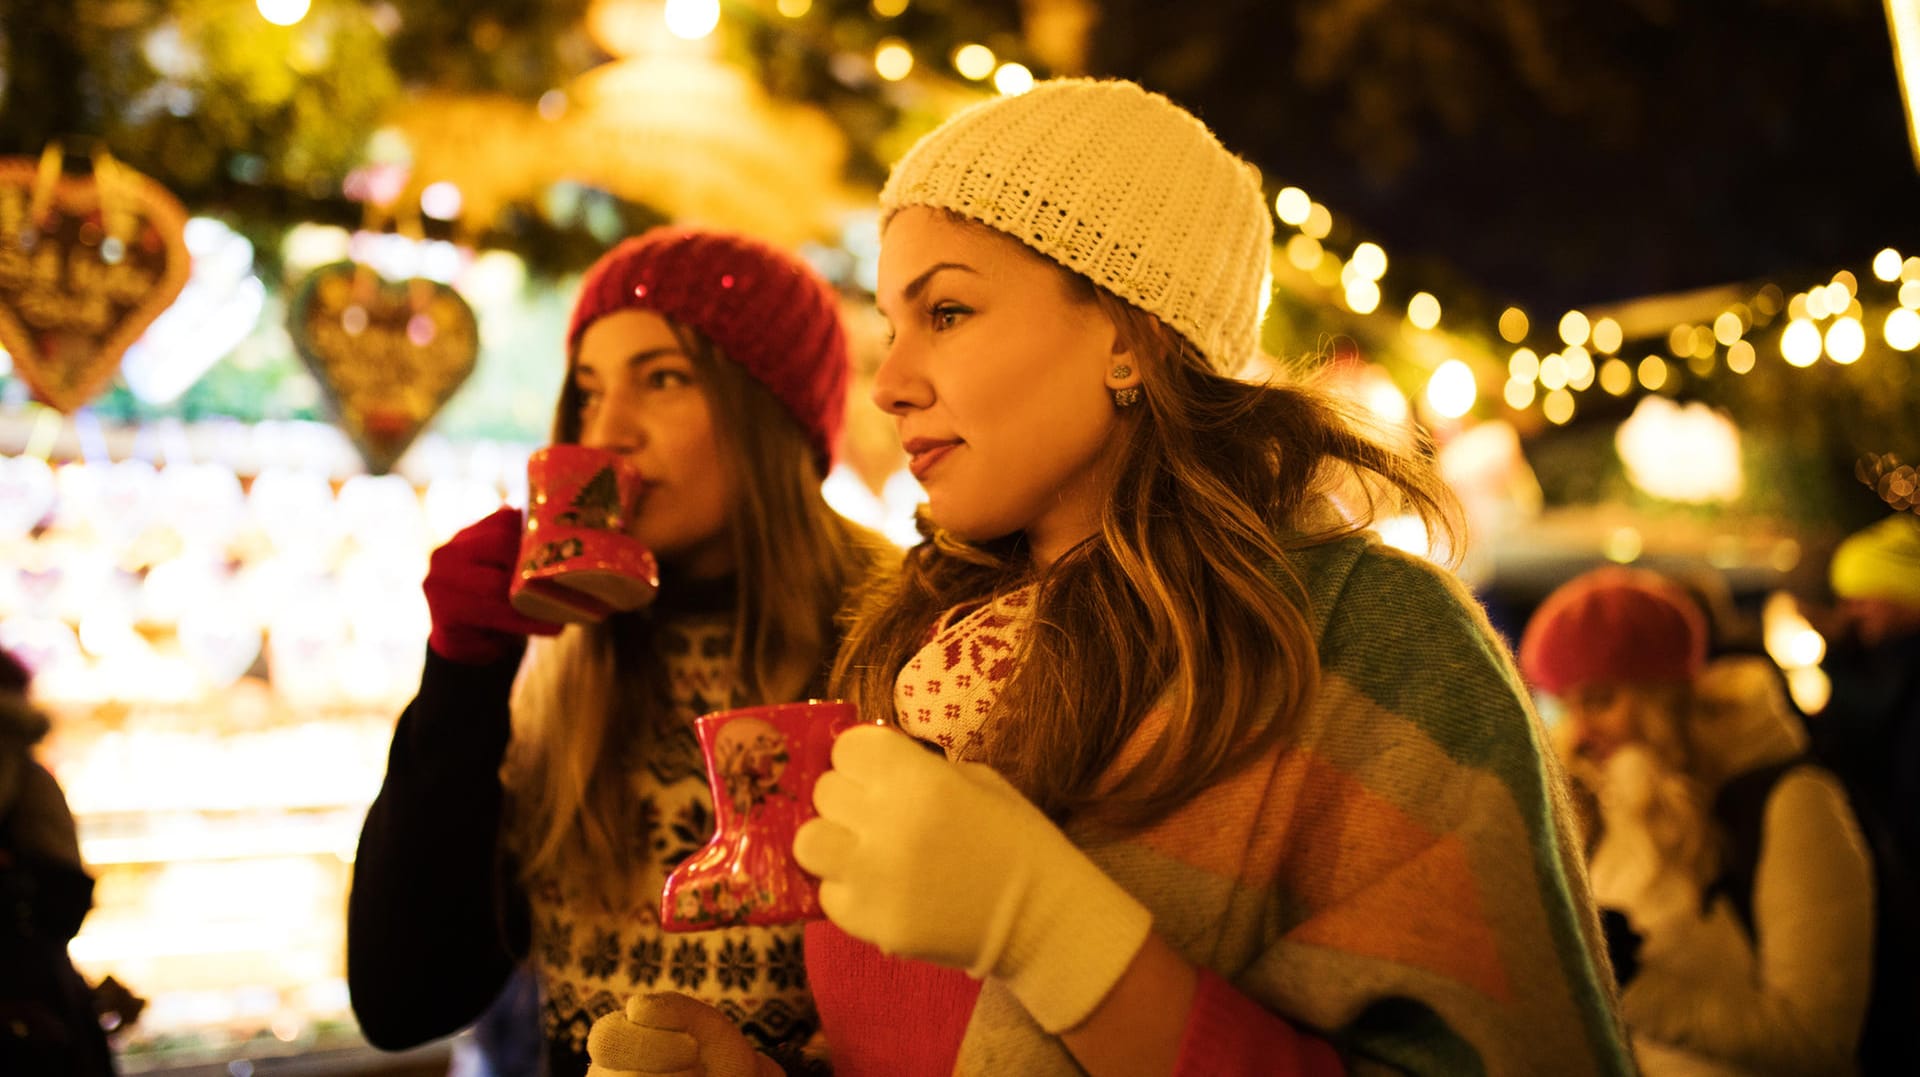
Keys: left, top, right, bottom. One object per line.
{"left": 792, "top": 725, "right": 1154, "bottom": 1034}
{"left": 585, "top": 992, "right": 781, "bottom": 1077}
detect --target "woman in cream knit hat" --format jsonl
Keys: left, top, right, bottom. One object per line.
{"left": 589, "top": 79, "right": 1630, "bottom": 1076}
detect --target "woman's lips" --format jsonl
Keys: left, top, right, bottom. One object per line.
{"left": 903, "top": 438, "right": 961, "bottom": 481}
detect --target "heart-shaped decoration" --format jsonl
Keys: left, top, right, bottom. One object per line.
{"left": 0, "top": 155, "right": 191, "bottom": 412}
{"left": 288, "top": 261, "right": 479, "bottom": 475}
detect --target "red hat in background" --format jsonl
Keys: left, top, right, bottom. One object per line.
{"left": 1518, "top": 566, "right": 1709, "bottom": 697}
{"left": 565, "top": 226, "right": 849, "bottom": 472}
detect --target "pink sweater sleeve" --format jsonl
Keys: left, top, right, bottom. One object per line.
{"left": 1174, "top": 969, "right": 1346, "bottom": 1077}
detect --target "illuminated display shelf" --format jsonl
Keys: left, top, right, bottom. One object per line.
{"left": 39, "top": 689, "right": 406, "bottom": 1073}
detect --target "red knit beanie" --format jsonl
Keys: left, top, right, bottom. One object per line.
{"left": 566, "top": 226, "right": 848, "bottom": 471}
{"left": 1518, "top": 566, "right": 1709, "bottom": 697}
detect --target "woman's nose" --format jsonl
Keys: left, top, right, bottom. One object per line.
{"left": 580, "top": 387, "right": 642, "bottom": 452}
{"left": 871, "top": 340, "right": 933, "bottom": 417}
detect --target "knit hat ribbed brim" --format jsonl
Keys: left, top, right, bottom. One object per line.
{"left": 880, "top": 78, "right": 1272, "bottom": 374}
{"left": 566, "top": 227, "right": 849, "bottom": 471}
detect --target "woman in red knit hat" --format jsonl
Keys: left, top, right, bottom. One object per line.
{"left": 1520, "top": 566, "right": 1875, "bottom": 1076}
{"left": 346, "top": 227, "right": 893, "bottom": 1077}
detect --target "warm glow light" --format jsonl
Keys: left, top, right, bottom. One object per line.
{"left": 1565, "top": 346, "right": 1595, "bottom": 390}
{"left": 1274, "top": 187, "right": 1311, "bottom": 226}
{"left": 1713, "top": 311, "right": 1743, "bottom": 345}
{"left": 1349, "top": 242, "right": 1387, "bottom": 281}
{"left": 1875, "top": 248, "right": 1905, "bottom": 281}
{"left": 1286, "top": 234, "right": 1322, "bottom": 271}
{"left": 993, "top": 62, "right": 1033, "bottom": 95}
{"left": 1825, "top": 316, "right": 1866, "bottom": 363}
{"left": 1806, "top": 288, "right": 1832, "bottom": 320}
{"left": 256, "top": 0, "right": 309, "bottom": 25}
{"left": 1558, "top": 310, "right": 1591, "bottom": 347}
{"left": 1508, "top": 347, "right": 1540, "bottom": 382}
{"left": 1499, "top": 307, "right": 1530, "bottom": 343}
{"left": 1407, "top": 291, "right": 1441, "bottom": 329}
{"left": 1599, "top": 357, "right": 1633, "bottom": 395}
{"left": 1788, "top": 666, "right": 1832, "bottom": 715}
{"left": 1727, "top": 339, "right": 1757, "bottom": 373}
{"left": 419, "top": 181, "right": 462, "bottom": 220}
{"left": 1542, "top": 388, "right": 1575, "bottom": 425}
{"left": 1504, "top": 378, "right": 1537, "bottom": 409}
{"left": 1894, "top": 0, "right": 1920, "bottom": 171}
{"left": 1302, "top": 203, "right": 1333, "bottom": 240}
{"left": 875, "top": 40, "right": 914, "bottom": 80}
{"left": 663, "top": 0, "right": 720, "bottom": 39}
{"left": 1764, "top": 591, "right": 1828, "bottom": 674}
{"left": 1902, "top": 280, "right": 1920, "bottom": 309}
{"left": 872, "top": 0, "right": 909, "bottom": 15}
{"left": 952, "top": 43, "right": 995, "bottom": 80}
{"left": 778, "top": 0, "right": 812, "bottom": 15}
{"left": 1637, "top": 354, "right": 1669, "bottom": 390}
{"left": 1591, "top": 316, "right": 1623, "bottom": 354}
{"left": 1616, "top": 396, "right": 1745, "bottom": 503}
{"left": 1780, "top": 318, "right": 1822, "bottom": 366}
{"left": 1605, "top": 526, "right": 1644, "bottom": 564}
{"left": 1538, "top": 352, "right": 1568, "bottom": 391}
{"left": 1426, "top": 360, "right": 1477, "bottom": 419}
{"left": 1371, "top": 514, "right": 1432, "bottom": 560}
{"left": 1344, "top": 279, "right": 1381, "bottom": 314}
{"left": 1885, "top": 307, "right": 1920, "bottom": 350}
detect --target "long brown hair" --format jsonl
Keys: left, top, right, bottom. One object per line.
{"left": 506, "top": 321, "right": 893, "bottom": 896}
{"left": 832, "top": 255, "right": 1461, "bottom": 833}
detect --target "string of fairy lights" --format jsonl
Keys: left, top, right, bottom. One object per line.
{"left": 238, "top": 0, "right": 1920, "bottom": 437}
{"left": 824, "top": 1, "right": 1920, "bottom": 433}
{"left": 1266, "top": 180, "right": 1920, "bottom": 429}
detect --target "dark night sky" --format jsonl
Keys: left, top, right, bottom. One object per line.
{"left": 1091, "top": 0, "right": 1920, "bottom": 312}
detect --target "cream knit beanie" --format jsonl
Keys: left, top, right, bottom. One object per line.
{"left": 880, "top": 78, "right": 1272, "bottom": 374}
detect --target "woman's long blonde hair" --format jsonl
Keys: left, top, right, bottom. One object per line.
{"left": 832, "top": 255, "right": 1462, "bottom": 833}
{"left": 504, "top": 322, "right": 893, "bottom": 897}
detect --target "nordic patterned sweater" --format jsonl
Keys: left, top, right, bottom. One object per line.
{"left": 348, "top": 579, "right": 816, "bottom": 1077}
{"left": 808, "top": 535, "right": 1635, "bottom": 1076}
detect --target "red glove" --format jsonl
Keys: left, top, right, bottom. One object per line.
{"left": 424, "top": 507, "right": 562, "bottom": 664}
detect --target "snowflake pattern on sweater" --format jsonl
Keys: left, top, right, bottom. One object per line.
{"left": 894, "top": 586, "right": 1034, "bottom": 759}
{"left": 521, "top": 614, "right": 817, "bottom": 1060}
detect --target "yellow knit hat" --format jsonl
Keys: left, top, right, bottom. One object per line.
{"left": 880, "top": 78, "right": 1272, "bottom": 374}
{"left": 1830, "top": 513, "right": 1920, "bottom": 605}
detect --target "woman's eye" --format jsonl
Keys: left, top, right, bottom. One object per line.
{"left": 930, "top": 303, "right": 970, "bottom": 331}
{"left": 575, "top": 386, "right": 601, "bottom": 409}
{"left": 646, "top": 367, "right": 693, "bottom": 390}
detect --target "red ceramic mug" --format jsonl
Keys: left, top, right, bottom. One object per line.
{"left": 510, "top": 445, "right": 660, "bottom": 624}
{"left": 660, "top": 700, "right": 860, "bottom": 931}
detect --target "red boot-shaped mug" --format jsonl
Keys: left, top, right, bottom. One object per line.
{"left": 660, "top": 700, "right": 858, "bottom": 930}
{"left": 511, "top": 444, "right": 659, "bottom": 623}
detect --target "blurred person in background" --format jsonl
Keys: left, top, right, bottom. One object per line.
{"left": 1, "top": 645, "right": 116, "bottom": 1077}
{"left": 1817, "top": 513, "right": 1920, "bottom": 876}
{"left": 347, "top": 227, "right": 894, "bottom": 1077}
{"left": 1814, "top": 512, "right": 1920, "bottom": 1071}
{"left": 1521, "top": 566, "right": 1875, "bottom": 1075}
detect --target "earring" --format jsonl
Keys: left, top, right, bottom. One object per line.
{"left": 1112, "top": 386, "right": 1142, "bottom": 409}
{"left": 1111, "top": 365, "right": 1132, "bottom": 379}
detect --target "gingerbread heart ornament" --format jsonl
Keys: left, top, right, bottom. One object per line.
{"left": 288, "top": 261, "right": 479, "bottom": 475}
{"left": 0, "top": 155, "right": 191, "bottom": 412}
